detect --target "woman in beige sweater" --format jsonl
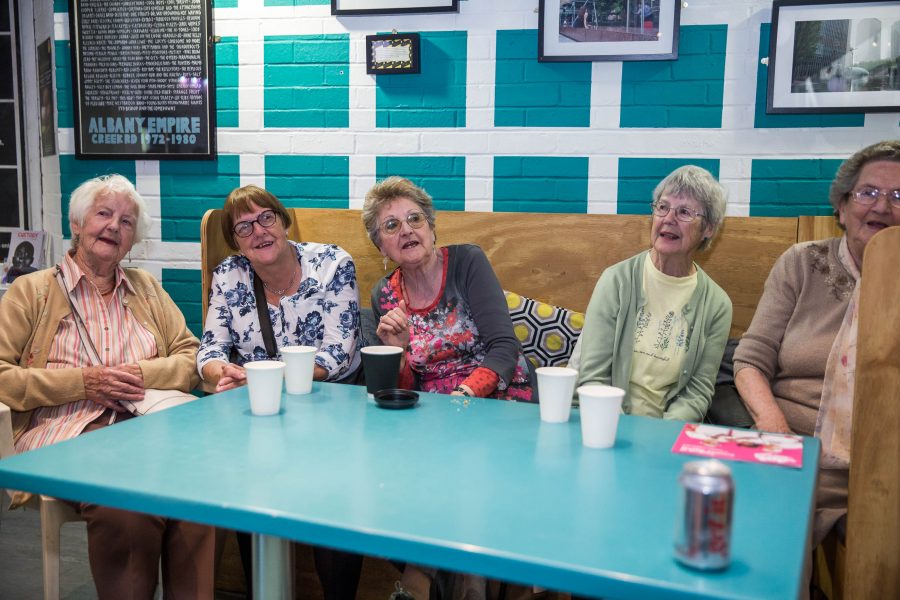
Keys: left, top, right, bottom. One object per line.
{"left": 734, "top": 140, "right": 900, "bottom": 546}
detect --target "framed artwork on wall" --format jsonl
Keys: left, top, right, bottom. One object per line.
{"left": 767, "top": 0, "right": 900, "bottom": 114}
{"left": 366, "top": 33, "right": 421, "bottom": 75}
{"left": 538, "top": 0, "right": 681, "bottom": 62}
{"left": 332, "top": 0, "right": 458, "bottom": 16}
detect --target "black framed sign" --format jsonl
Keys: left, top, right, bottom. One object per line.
{"left": 366, "top": 33, "right": 421, "bottom": 75}
{"left": 69, "top": 0, "right": 216, "bottom": 159}
{"left": 332, "top": 0, "right": 458, "bottom": 16}
{"left": 539, "top": 0, "right": 681, "bottom": 62}
{"left": 767, "top": 0, "right": 900, "bottom": 114}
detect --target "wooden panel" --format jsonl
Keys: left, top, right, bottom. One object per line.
{"left": 201, "top": 209, "right": 801, "bottom": 337}
{"left": 845, "top": 227, "right": 900, "bottom": 597}
{"left": 798, "top": 215, "right": 842, "bottom": 243}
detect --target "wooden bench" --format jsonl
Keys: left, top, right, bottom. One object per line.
{"left": 201, "top": 208, "right": 841, "bottom": 338}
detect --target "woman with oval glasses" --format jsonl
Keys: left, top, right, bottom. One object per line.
{"left": 734, "top": 140, "right": 900, "bottom": 548}
{"left": 576, "top": 165, "right": 732, "bottom": 422}
{"left": 362, "top": 176, "right": 533, "bottom": 402}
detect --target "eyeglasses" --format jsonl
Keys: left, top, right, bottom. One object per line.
{"left": 650, "top": 201, "right": 706, "bottom": 223}
{"left": 851, "top": 187, "right": 900, "bottom": 209}
{"left": 233, "top": 210, "right": 278, "bottom": 238}
{"left": 380, "top": 211, "right": 428, "bottom": 236}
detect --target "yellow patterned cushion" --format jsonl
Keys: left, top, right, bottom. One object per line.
{"left": 505, "top": 291, "right": 584, "bottom": 368}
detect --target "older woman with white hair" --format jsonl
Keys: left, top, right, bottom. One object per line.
{"left": 576, "top": 165, "right": 732, "bottom": 421}
{"left": 0, "top": 174, "right": 213, "bottom": 599}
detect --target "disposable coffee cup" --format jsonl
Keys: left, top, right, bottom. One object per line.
{"left": 536, "top": 366, "right": 578, "bottom": 423}
{"left": 282, "top": 346, "right": 317, "bottom": 395}
{"left": 360, "top": 346, "right": 404, "bottom": 398}
{"left": 576, "top": 384, "right": 625, "bottom": 448}
{"left": 244, "top": 360, "right": 286, "bottom": 416}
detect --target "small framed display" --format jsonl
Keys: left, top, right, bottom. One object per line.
{"left": 767, "top": 0, "right": 900, "bottom": 114}
{"left": 539, "top": 0, "right": 681, "bottom": 62}
{"left": 332, "top": 0, "right": 458, "bottom": 16}
{"left": 366, "top": 33, "right": 421, "bottom": 75}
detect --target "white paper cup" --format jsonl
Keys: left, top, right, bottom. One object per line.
{"left": 577, "top": 385, "right": 625, "bottom": 448}
{"left": 244, "top": 360, "right": 286, "bottom": 416}
{"left": 536, "top": 366, "right": 578, "bottom": 423}
{"left": 282, "top": 346, "right": 317, "bottom": 395}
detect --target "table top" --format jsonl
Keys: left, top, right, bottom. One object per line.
{"left": 0, "top": 383, "right": 818, "bottom": 599}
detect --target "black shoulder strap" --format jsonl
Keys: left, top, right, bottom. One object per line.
{"left": 252, "top": 271, "right": 278, "bottom": 359}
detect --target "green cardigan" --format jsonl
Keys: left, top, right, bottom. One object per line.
{"left": 576, "top": 251, "right": 732, "bottom": 422}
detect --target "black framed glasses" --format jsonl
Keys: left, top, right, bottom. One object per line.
{"left": 650, "top": 201, "right": 706, "bottom": 223}
{"left": 851, "top": 187, "right": 900, "bottom": 209}
{"left": 233, "top": 210, "right": 278, "bottom": 238}
{"left": 380, "top": 211, "right": 428, "bottom": 236}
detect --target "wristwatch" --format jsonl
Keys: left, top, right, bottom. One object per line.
{"left": 453, "top": 385, "right": 471, "bottom": 396}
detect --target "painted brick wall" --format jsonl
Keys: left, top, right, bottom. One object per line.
{"left": 41, "top": 0, "right": 898, "bottom": 330}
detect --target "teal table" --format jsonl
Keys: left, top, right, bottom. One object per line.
{"left": 0, "top": 383, "right": 818, "bottom": 599}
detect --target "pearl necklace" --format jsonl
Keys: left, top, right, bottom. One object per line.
{"left": 262, "top": 265, "right": 299, "bottom": 297}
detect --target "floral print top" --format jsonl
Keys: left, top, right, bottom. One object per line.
{"left": 198, "top": 240, "right": 362, "bottom": 380}
{"left": 371, "top": 245, "right": 533, "bottom": 402}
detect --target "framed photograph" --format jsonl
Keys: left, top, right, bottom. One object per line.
{"left": 332, "top": 0, "right": 458, "bottom": 16}
{"left": 767, "top": 0, "right": 900, "bottom": 114}
{"left": 538, "top": 0, "right": 681, "bottom": 62}
{"left": 366, "top": 33, "right": 421, "bottom": 75}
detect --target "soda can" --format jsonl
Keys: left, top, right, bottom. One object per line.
{"left": 673, "top": 459, "right": 734, "bottom": 570}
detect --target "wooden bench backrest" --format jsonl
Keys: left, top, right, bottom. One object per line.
{"left": 201, "top": 209, "right": 840, "bottom": 337}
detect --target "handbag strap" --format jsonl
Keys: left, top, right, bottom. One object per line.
{"left": 55, "top": 268, "right": 102, "bottom": 367}
{"left": 252, "top": 270, "right": 279, "bottom": 359}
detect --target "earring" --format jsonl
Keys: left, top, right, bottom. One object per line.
{"left": 383, "top": 255, "right": 389, "bottom": 271}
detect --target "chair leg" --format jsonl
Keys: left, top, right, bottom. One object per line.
{"left": 40, "top": 497, "right": 82, "bottom": 600}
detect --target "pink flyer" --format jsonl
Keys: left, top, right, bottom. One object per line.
{"left": 671, "top": 423, "right": 804, "bottom": 468}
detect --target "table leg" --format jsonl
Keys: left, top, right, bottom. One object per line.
{"left": 252, "top": 533, "right": 293, "bottom": 600}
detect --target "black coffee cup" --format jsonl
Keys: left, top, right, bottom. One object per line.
{"left": 360, "top": 346, "right": 404, "bottom": 397}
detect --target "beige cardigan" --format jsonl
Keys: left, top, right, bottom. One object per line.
{"left": 0, "top": 266, "right": 201, "bottom": 442}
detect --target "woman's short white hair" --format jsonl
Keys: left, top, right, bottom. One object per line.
{"left": 68, "top": 174, "right": 151, "bottom": 248}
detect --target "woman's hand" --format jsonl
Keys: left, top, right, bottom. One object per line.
{"left": 215, "top": 363, "right": 247, "bottom": 392}
{"left": 83, "top": 365, "right": 145, "bottom": 412}
{"left": 376, "top": 299, "right": 410, "bottom": 350}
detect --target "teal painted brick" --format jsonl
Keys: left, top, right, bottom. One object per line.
{"left": 754, "top": 24, "right": 864, "bottom": 129}
{"left": 53, "top": 0, "right": 67, "bottom": 13}
{"left": 214, "top": 0, "right": 238, "bottom": 7}
{"left": 265, "top": 0, "right": 329, "bottom": 6}
{"left": 376, "top": 31, "right": 467, "bottom": 129}
{"left": 55, "top": 41, "right": 73, "bottom": 128}
{"left": 493, "top": 156, "right": 588, "bottom": 213}
{"left": 494, "top": 30, "right": 590, "bottom": 128}
{"left": 265, "top": 155, "right": 349, "bottom": 208}
{"left": 160, "top": 156, "right": 241, "bottom": 242}
{"left": 749, "top": 159, "right": 842, "bottom": 216}
{"left": 216, "top": 37, "right": 239, "bottom": 128}
{"left": 617, "top": 158, "right": 720, "bottom": 215}
{"left": 621, "top": 25, "right": 726, "bottom": 129}
{"left": 264, "top": 35, "right": 349, "bottom": 128}
{"left": 376, "top": 157, "right": 466, "bottom": 212}
{"left": 59, "top": 157, "right": 136, "bottom": 238}
{"left": 162, "top": 269, "right": 203, "bottom": 338}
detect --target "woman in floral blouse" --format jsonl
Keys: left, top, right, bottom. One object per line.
{"left": 198, "top": 185, "right": 361, "bottom": 390}
{"left": 363, "top": 176, "right": 532, "bottom": 402}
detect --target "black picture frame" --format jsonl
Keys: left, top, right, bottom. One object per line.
{"left": 68, "top": 0, "right": 217, "bottom": 160}
{"left": 332, "top": 0, "right": 458, "bottom": 16}
{"left": 767, "top": 0, "right": 900, "bottom": 114}
{"left": 366, "top": 33, "right": 421, "bottom": 75}
{"left": 538, "top": 0, "right": 681, "bottom": 62}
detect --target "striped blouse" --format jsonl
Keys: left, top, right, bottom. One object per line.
{"left": 14, "top": 252, "right": 158, "bottom": 452}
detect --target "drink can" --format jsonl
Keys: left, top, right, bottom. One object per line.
{"left": 673, "top": 459, "right": 734, "bottom": 570}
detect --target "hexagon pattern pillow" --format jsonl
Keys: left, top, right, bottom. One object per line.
{"left": 505, "top": 291, "right": 584, "bottom": 368}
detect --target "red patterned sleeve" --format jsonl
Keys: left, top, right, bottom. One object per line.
{"left": 461, "top": 367, "right": 500, "bottom": 398}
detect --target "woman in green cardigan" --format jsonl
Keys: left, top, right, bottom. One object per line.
{"left": 575, "top": 165, "right": 732, "bottom": 422}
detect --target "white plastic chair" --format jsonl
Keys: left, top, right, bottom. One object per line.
{"left": 0, "top": 402, "right": 85, "bottom": 600}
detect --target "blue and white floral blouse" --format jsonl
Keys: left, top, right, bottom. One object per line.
{"left": 198, "top": 240, "right": 362, "bottom": 380}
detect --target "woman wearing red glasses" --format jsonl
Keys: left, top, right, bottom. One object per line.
{"left": 734, "top": 140, "right": 900, "bottom": 548}
{"left": 575, "top": 165, "right": 732, "bottom": 422}
{"left": 363, "top": 176, "right": 533, "bottom": 403}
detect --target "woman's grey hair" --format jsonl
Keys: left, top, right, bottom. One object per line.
{"left": 829, "top": 140, "right": 900, "bottom": 230}
{"left": 653, "top": 165, "right": 727, "bottom": 251}
{"left": 362, "top": 176, "right": 437, "bottom": 249}
{"left": 68, "top": 174, "right": 151, "bottom": 248}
